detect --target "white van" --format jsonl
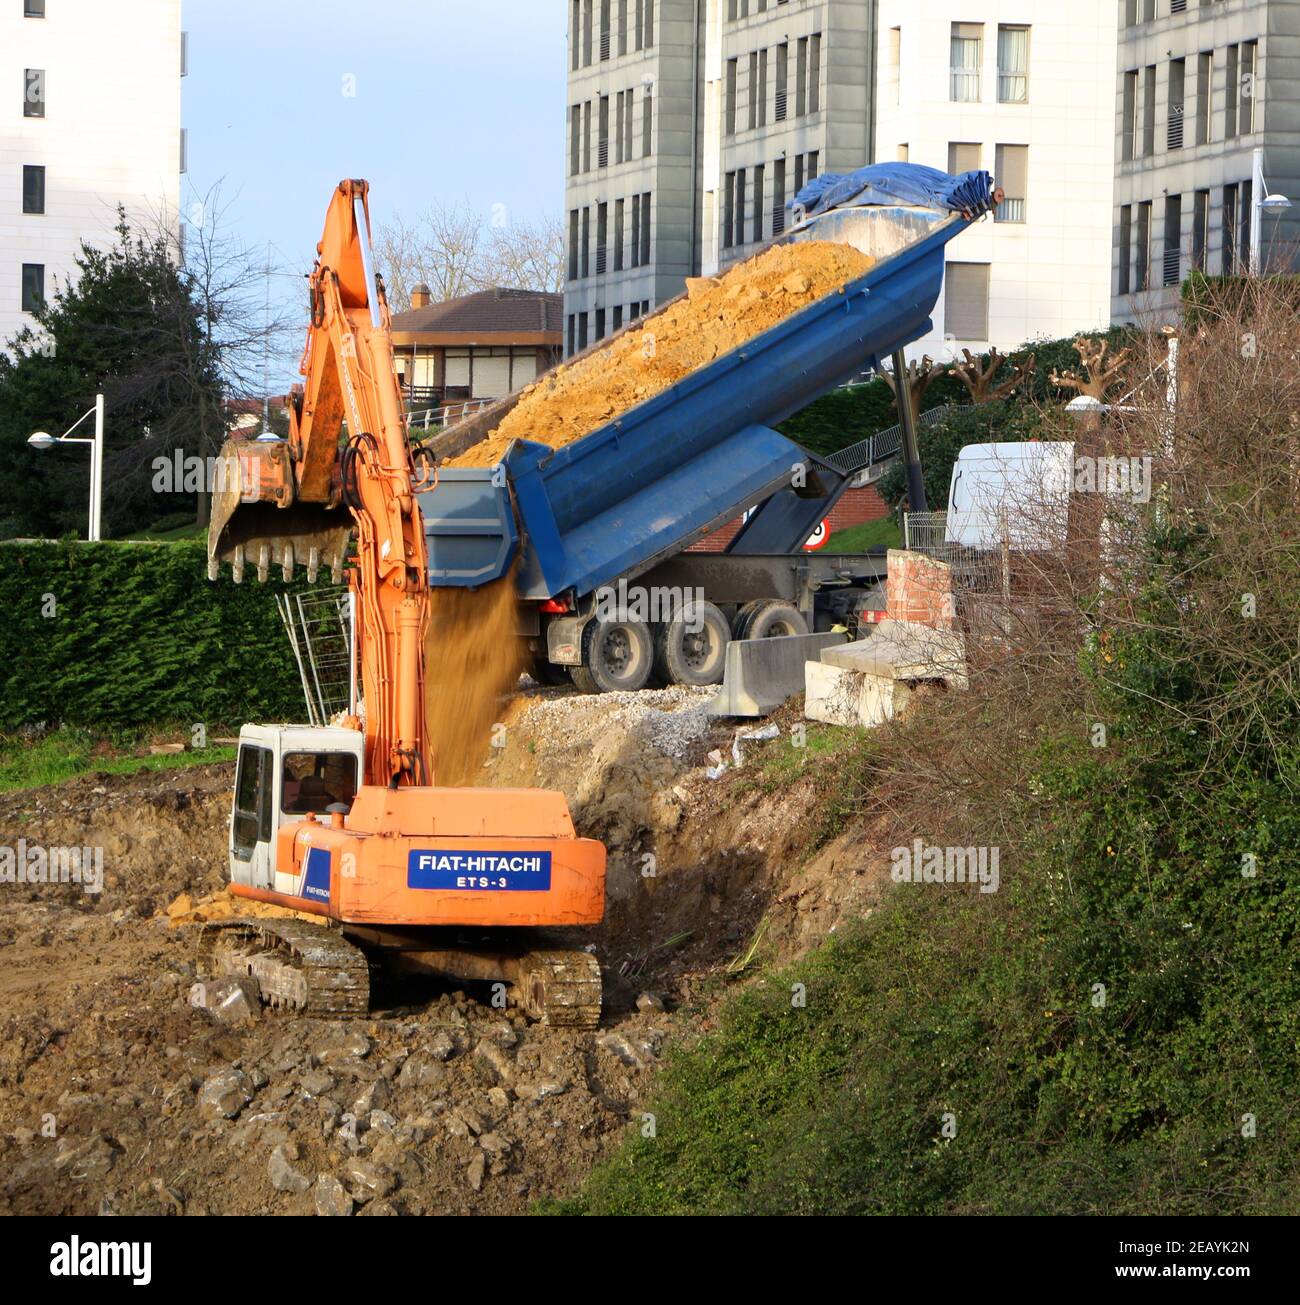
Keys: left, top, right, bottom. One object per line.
{"left": 945, "top": 441, "right": 1074, "bottom": 551}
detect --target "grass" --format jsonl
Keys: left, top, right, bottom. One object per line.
{"left": 825, "top": 517, "right": 901, "bottom": 552}
{"left": 0, "top": 726, "right": 235, "bottom": 793}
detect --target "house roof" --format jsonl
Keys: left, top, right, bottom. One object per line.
{"left": 390, "top": 286, "right": 562, "bottom": 346}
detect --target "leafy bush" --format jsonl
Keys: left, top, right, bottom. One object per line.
{"left": 0, "top": 539, "right": 318, "bottom": 728}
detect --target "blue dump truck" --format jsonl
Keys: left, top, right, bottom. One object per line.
{"left": 421, "top": 164, "right": 1000, "bottom": 693}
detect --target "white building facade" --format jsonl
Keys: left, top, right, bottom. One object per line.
{"left": 875, "top": 1, "right": 1117, "bottom": 360}
{"left": 0, "top": 0, "right": 184, "bottom": 350}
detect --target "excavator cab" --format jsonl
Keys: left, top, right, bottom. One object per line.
{"left": 229, "top": 724, "right": 365, "bottom": 894}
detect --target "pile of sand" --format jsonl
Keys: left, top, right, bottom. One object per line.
{"left": 448, "top": 240, "right": 874, "bottom": 469}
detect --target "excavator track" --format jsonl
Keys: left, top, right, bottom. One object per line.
{"left": 516, "top": 950, "right": 602, "bottom": 1029}
{"left": 199, "top": 918, "right": 370, "bottom": 1018}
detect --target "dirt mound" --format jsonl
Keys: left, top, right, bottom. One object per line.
{"left": 449, "top": 240, "right": 875, "bottom": 468}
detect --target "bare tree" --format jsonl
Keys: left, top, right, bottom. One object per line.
{"left": 948, "top": 346, "right": 1036, "bottom": 404}
{"left": 1049, "top": 335, "right": 1132, "bottom": 401}
{"left": 881, "top": 353, "right": 945, "bottom": 413}
{"left": 375, "top": 202, "right": 564, "bottom": 310}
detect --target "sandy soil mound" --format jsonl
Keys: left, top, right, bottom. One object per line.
{"left": 449, "top": 241, "right": 874, "bottom": 468}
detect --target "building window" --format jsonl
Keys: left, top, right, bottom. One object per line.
{"left": 578, "top": 312, "right": 589, "bottom": 352}
{"left": 613, "top": 304, "right": 623, "bottom": 332}
{"left": 753, "top": 162, "right": 765, "bottom": 244}
{"left": 571, "top": 0, "right": 580, "bottom": 71}
{"left": 614, "top": 198, "right": 625, "bottom": 271}
{"left": 1163, "top": 194, "right": 1182, "bottom": 287}
{"left": 596, "top": 202, "right": 608, "bottom": 275}
{"left": 734, "top": 170, "right": 746, "bottom": 248}
{"left": 807, "top": 151, "right": 818, "bottom": 182}
{"left": 994, "top": 145, "right": 1027, "bottom": 222}
{"left": 1141, "top": 65, "right": 1156, "bottom": 157}
{"left": 997, "top": 25, "right": 1028, "bottom": 104}
{"left": 615, "top": 94, "right": 625, "bottom": 165}
{"left": 1118, "top": 206, "right": 1132, "bottom": 295}
{"left": 772, "top": 157, "right": 786, "bottom": 235}
{"left": 889, "top": 27, "right": 901, "bottom": 106}
{"left": 625, "top": 88, "right": 635, "bottom": 161}
{"left": 21, "top": 263, "right": 44, "bottom": 312}
{"left": 897, "top": 143, "right": 909, "bottom": 162}
{"left": 1222, "top": 184, "right": 1237, "bottom": 275}
{"left": 726, "top": 58, "right": 738, "bottom": 135}
{"left": 22, "top": 164, "right": 45, "bottom": 214}
{"left": 1135, "top": 200, "right": 1152, "bottom": 290}
{"left": 598, "top": 96, "right": 610, "bottom": 167}
{"left": 1168, "top": 58, "right": 1185, "bottom": 150}
{"left": 775, "top": 42, "right": 788, "bottom": 120}
{"left": 723, "top": 173, "right": 734, "bottom": 250}
{"left": 24, "top": 68, "right": 45, "bottom": 117}
{"left": 639, "top": 192, "right": 651, "bottom": 266}
{"left": 1192, "top": 189, "right": 1209, "bottom": 270}
{"left": 747, "top": 52, "right": 758, "bottom": 131}
{"left": 567, "top": 314, "right": 576, "bottom": 357}
{"left": 796, "top": 36, "right": 808, "bottom": 117}
{"left": 1122, "top": 70, "right": 1137, "bottom": 162}
{"left": 617, "top": 0, "right": 627, "bottom": 56}
{"left": 583, "top": 101, "right": 592, "bottom": 172}
{"left": 1225, "top": 45, "right": 1238, "bottom": 138}
{"left": 944, "top": 263, "right": 989, "bottom": 340}
{"left": 1241, "top": 40, "right": 1258, "bottom": 134}
{"left": 581, "top": 207, "right": 591, "bottom": 278}
{"left": 568, "top": 210, "right": 579, "bottom": 280}
{"left": 757, "top": 49, "right": 768, "bottom": 127}
{"left": 642, "top": 0, "right": 654, "bottom": 50}
{"left": 25, "top": 0, "right": 46, "bottom": 16}
{"left": 634, "top": 0, "right": 644, "bottom": 51}
{"left": 950, "top": 24, "right": 982, "bottom": 103}
{"left": 600, "top": 0, "right": 611, "bottom": 61}
{"left": 1240, "top": 178, "right": 1252, "bottom": 270}
{"left": 948, "top": 142, "right": 980, "bottom": 176}
{"left": 1195, "top": 52, "right": 1212, "bottom": 146}
{"left": 583, "top": 0, "right": 593, "bottom": 66}
{"left": 631, "top": 195, "right": 642, "bottom": 266}
{"left": 180, "top": 127, "right": 187, "bottom": 173}
{"left": 794, "top": 153, "right": 804, "bottom": 197}
{"left": 809, "top": 34, "right": 821, "bottom": 113}
{"left": 642, "top": 87, "right": 652, "bottom": 157}
{"left": 595, "top": 307, "right": 606, "bottom": 341}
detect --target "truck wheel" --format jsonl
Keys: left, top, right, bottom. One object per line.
{"left": 734, "top": 599, "right": 809, "bottom": 641}
{"left": 529, "top": 655, "right": 571, "bottom": 687}
{"left": 653, "top": 601, "right": 730, "bottom": 686}
{"left": 570, "top": 616, "right": 654, "bottom": 693}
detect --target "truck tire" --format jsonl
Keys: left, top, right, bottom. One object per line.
{"left": 570, "top": 615, "right": 654, "bottom": 693}
{"left": 653, "top": 601, "right": 730, "bottom": 686}
{"left": 733, "top": 599, "right": 809, "bottom": 641}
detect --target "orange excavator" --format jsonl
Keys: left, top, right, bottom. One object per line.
{"left": 202, "top": 180, "right": 605, "bottom": 1026}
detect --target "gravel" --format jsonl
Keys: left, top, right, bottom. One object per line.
{"left": 519, "top": 685, "right": 716, "bottom": 759}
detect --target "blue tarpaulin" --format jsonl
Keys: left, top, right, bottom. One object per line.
{"left": 792, "top": 163, "right": 996, "bottom": 220}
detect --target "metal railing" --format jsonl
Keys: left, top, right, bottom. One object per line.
{"left": 406, "top": 397, "right": 495, "bottom": 433}
{"left": 824, "top": 403, "right": 958, "bottom": 480}
{"left": 277, "top": 586, "right": 354, "bottom": 726}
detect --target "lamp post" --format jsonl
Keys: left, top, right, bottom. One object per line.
{"left": 27, "top": 392, "right": 104, "bottom": 541}
{"left": 1250, "top": 147, "right": 1293, "bottom": 276}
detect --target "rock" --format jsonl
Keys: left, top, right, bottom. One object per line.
{"left": 298, "top": 1069, "right": 335, "bottom": 1098}
{"left": 396, "top": 1055, "right": 445, "bottom": 1091}
{"left": 368, "top": 1110, "right": 397, "bottom": 1133}
{"left": 318, "top": 1030, "right": 371, "bottom": 1062}
{"left": 54, "top": 1133, "right": 119, "bottom": 1181}
{"left": 313, "top": 1173, "right": 354, "bottom": 1217}
{"left": 478, "top": 1131, "right": 512, "bottom": 1159}
{"left": 465, "top": 1152, "right": 486, "bottom": 1191}
{"left": 596, "top": 1032, "right": 657, "bottom": 1071}
{"left": 782, "top": 271, "right": 813, "bottom": 294}
{"left": 11, "top": 1126, "right": 35, "bottom": 1146}
{"left": 199, "top": 1068, "right": 253, "bottom": 1120}
{"left": 351, "top": 1079, "right": 391, "bottom": 1117}
{"left": 358, "top": 1199, "right": 398, "bottom": 1216}
{"left": 189, "top": 977, "right": 260, "bottom": 1024}
{"left": 636, "top": 992, "right": 665, "bottom": 1012}
{"left": 514, "top": 1079, "right": 569, "bottom": 1104}
{"left": 268, "top": 1144, "right": 311, "bottom": 1194}
{"left": 486, "top": 1086, "right": 512, "bottom": 1113}
{"left": 344, "top": 1159, "right": 396, "bottom": 1199}
{"left": 481, "top": 1021, "right": 518, "bottom": 1049}
{"left": 473, "top": 1040, "right": 515, "bottom": 1086}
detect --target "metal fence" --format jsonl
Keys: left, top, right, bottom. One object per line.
{"left": 824, "top": 403, "right": 960, "bottom": 480}
{"left": 406, "top": 398, "right": 495, "bottom": 434}
{"left": 277, "top": 586, "right": 354, "bottom": 726}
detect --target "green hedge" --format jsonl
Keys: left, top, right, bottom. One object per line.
{"left": 0, "top": 539, "right": 319, "bottom": 729}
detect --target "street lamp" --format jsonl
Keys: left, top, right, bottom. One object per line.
{"left": 1250, "top": 147, "right": 1293, "bottom": 276}
{"left": 27, "top": 392, "right": 104, "bottom": 541}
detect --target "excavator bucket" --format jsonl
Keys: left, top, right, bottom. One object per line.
{"left": 207, "top": 437, "right": 352, "bottom": 584}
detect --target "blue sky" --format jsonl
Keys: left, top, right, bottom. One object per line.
{"left": 183, "top": 0, "right": 565, "bottom": 386}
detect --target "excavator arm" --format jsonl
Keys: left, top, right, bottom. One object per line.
{"left": 209, "top": 180, "right": 431, "bottom": 789}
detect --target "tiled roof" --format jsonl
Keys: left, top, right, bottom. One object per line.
{"left": 391, "top": 286, "right": 562, "bottom": 336}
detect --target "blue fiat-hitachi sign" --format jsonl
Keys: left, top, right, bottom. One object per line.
{"left": 407, "top": 850, "right": 553, "bottom": 892}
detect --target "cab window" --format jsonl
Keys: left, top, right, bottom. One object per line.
{"left": 281, "top": 752, "right": 358, "bottom": 815}
{"left": 232, "top": 744, "right": 273, "bottom": 856}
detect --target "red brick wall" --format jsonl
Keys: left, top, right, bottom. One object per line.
{"left": 885, "top": 548, "right": 955, "bottom": 630}
{"left": 687, "top": 484, "right": 889, "bottom": 554}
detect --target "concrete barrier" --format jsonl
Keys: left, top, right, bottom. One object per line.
{"left": 707, "top": 631, "right": 848, "bottom": 718}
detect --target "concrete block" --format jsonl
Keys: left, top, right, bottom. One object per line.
{"left": 708, "top": 631, "right": 848, "bottom": 717}
{"left": 820, "top": 619, "right": 968, "bottom": 687}
{"left": 805, "top": 661, "right": 912, "bottom": 728}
